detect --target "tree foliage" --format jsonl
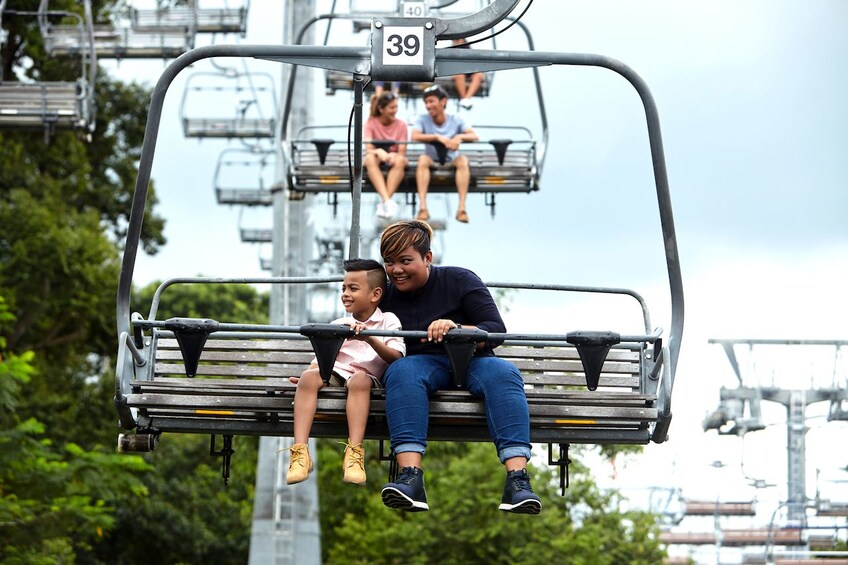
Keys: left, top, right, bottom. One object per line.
{"left": 0, "top": 317, "right": 151, "bottom": 564}
{"left": 0, "top": 0, "right": 165, "bottom": 370}
{"left": 81, "top": 281, "right": 269, "bottom": 563}
{"left": 133, "top": 280, "right": 270, "bottom": 324}
{"left": 316, "top": 441, "right": 666, "bottom": 565}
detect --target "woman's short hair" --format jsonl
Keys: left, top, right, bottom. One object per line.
{"left": 380, "top": 220, "right": 433, "bottom": 260}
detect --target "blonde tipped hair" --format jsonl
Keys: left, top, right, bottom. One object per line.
{"left": 380, "top": 220, "right": 433, "bottom": 260}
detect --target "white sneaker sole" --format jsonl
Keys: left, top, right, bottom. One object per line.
{"left": 381, "top": 486, "right": 429, "bottom": 512}
{"left": 498, "top": 499, "right": 542, "bottom": 514}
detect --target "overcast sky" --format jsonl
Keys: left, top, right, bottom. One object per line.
{"left": 110, "top": 0, "right": 848, "bottom": 551}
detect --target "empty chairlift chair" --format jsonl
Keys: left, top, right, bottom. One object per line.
{"left": 130, "top": 0, "right": 250, "bottom": 36}
{"left": 181, "top": 71, "right": 277, "bottom": 139}
{"left": 2, "top": 3, "right": 96, "bottom": 141}
{"left": 39, "top": 0, "right": 193, "bottom": 60}
{"left": 0, "top": 80, "right": 92, "bottom": 141}
{"left": 239, "top": 227, "right": 272, "bottom": 243}
{"left": 213, "top": 147, "right": 276, "bottom": 206}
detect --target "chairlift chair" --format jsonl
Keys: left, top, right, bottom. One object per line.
{"left": 39, "top": 0, "right": 193, "bottom": 60}
{"left": 180, "top": 70, "right": 277, "bottom": 139}
{"left": 1, "top": 2, "right": 96, "bottom": 141}
{"left": 130, "top": 0, "right": 250, "bottom": 36}
{"left": 281, "top": 9, "right": 545, "bottom": 218}
{"left": 213, "top": 147, "right": 276, "bottom": 206}
{"left": 115, "top": 1, "right": 683, "bottom": 487}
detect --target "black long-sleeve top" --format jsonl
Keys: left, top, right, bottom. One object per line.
{"left": 380, "top": 265, "right": 506, "bottom": 356}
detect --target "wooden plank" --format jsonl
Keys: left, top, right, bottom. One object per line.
{"left": 683, "top": 500, "right": 756, "bottom": 516}
{"left": 129, "top": 392, "right": 655, "bottom": 422}
{"left": 132, "top": 331, "right": 657, "bottom": 441}
{"left": 155, "top": 349, "right": 316, "bottom": 364}
{"left": 152, "top": 361, "right": 640, "bottom": 388}
{"left": 155, "top": 362, "right": 304, "bottom": 379}
{"left": 158, "top": 338, "right": 312, "bottom": 349}
{"left": 289, "top": 144, "right": 537, "bottom": 194}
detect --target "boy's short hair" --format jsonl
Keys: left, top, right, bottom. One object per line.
{"left": 423, "top": 84, "right": 448, "bottom": 101}
{"left": 343, "top": 258, "right": 387, "bottom": 292}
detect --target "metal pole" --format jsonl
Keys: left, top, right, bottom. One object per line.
{"left": 250, "top": 2, "right": 320, "bottom": 564}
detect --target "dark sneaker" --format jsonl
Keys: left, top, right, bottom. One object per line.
{"left": 499, "top": 469, "right": 542, "bottom": 514}
{"left": 381, "top": 466, "right": 429, "bottom": 512}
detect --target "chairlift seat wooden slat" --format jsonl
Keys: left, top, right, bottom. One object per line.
{"left": 288, "top": 140, "right": 538, "bottom": 196}
{"left": 44, "top": 24, "right": 192, "bottom": 59}
{"left": 682, "top": 500, "right": 756, "bottom": 516}
{"left": 131, "top": 7, "right": 248, "bottom": 34}
{"left": 660, "top": 528, "right": 805, "bottom": 547}
{"left": 0, "top": 81, "right": 88, "bottom": 130}
{"left": 124, "top": 323, "right": 660, "bottom": 445}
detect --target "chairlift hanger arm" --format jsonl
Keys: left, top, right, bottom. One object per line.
{"left": 432, "top": 0, "right": 522, "bottom": 40}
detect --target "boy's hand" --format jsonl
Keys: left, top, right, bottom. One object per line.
{"left": 348, "top": 321, "right": 369, "bottom": 341}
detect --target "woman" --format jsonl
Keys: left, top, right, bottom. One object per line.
{"left": 377, "top": 220, "right": 542, "bottom": 514}
{"left": 364, "top": 91, "right": 408, "bottom": 220}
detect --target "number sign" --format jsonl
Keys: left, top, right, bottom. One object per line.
{"left": 382, "top": 26, "right": 424, "bottom": 66}
{"left": 402, "top": 1, "right": 426, "bottom": 17}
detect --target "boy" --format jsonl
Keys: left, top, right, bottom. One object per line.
{"left": 287, "top": 259, "right": 405, "bottom": 485}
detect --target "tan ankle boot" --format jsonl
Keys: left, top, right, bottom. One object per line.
{"left": 286, "top": 442, "right": 313, "bottom": 485}
{"left": 342, "top": 440, "right": 366, "bottom": 485}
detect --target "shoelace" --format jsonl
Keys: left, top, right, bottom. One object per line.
{"left": 510, "top": 472, "right": 533, "bottom": 492}
{"left": 283, "top": 444, "right": 309, "bottom": 469}
{"left": 339, "top": 441, "right": 365, "bottom": 470}
{"left": 395, "top": 467, "right": 419, "bottom": 484}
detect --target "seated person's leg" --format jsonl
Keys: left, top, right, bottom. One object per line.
{"left": 415, "top": 154, "right": 433, "bottom": 220}
{"left": 453, "top": 154, "right": 470, "bottom": 222}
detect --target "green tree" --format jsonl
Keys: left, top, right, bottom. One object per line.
{"left": 83, "top": 281, "right": 270, "bottom": 564}
{"left": 92, "top": 434, "right": 259, "bottom": 565}
{"left": 1, "top": 4, "right": 192, "bottom": 563}
{"left": 317, "top": 441, "right": 665, "bottom": 564}
{"left": 132, "top": 280, "right": 270, "bottom": 324}
{"left": 1, "top": 301, "right": 151, "bottom": 563}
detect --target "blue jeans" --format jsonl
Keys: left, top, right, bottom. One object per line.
{"left": 383, "top": 354, "right": 532, "bottom": 463}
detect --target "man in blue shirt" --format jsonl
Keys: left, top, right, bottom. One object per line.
{"left": 411, "top": 85, "right": 479, "bottom": 223}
